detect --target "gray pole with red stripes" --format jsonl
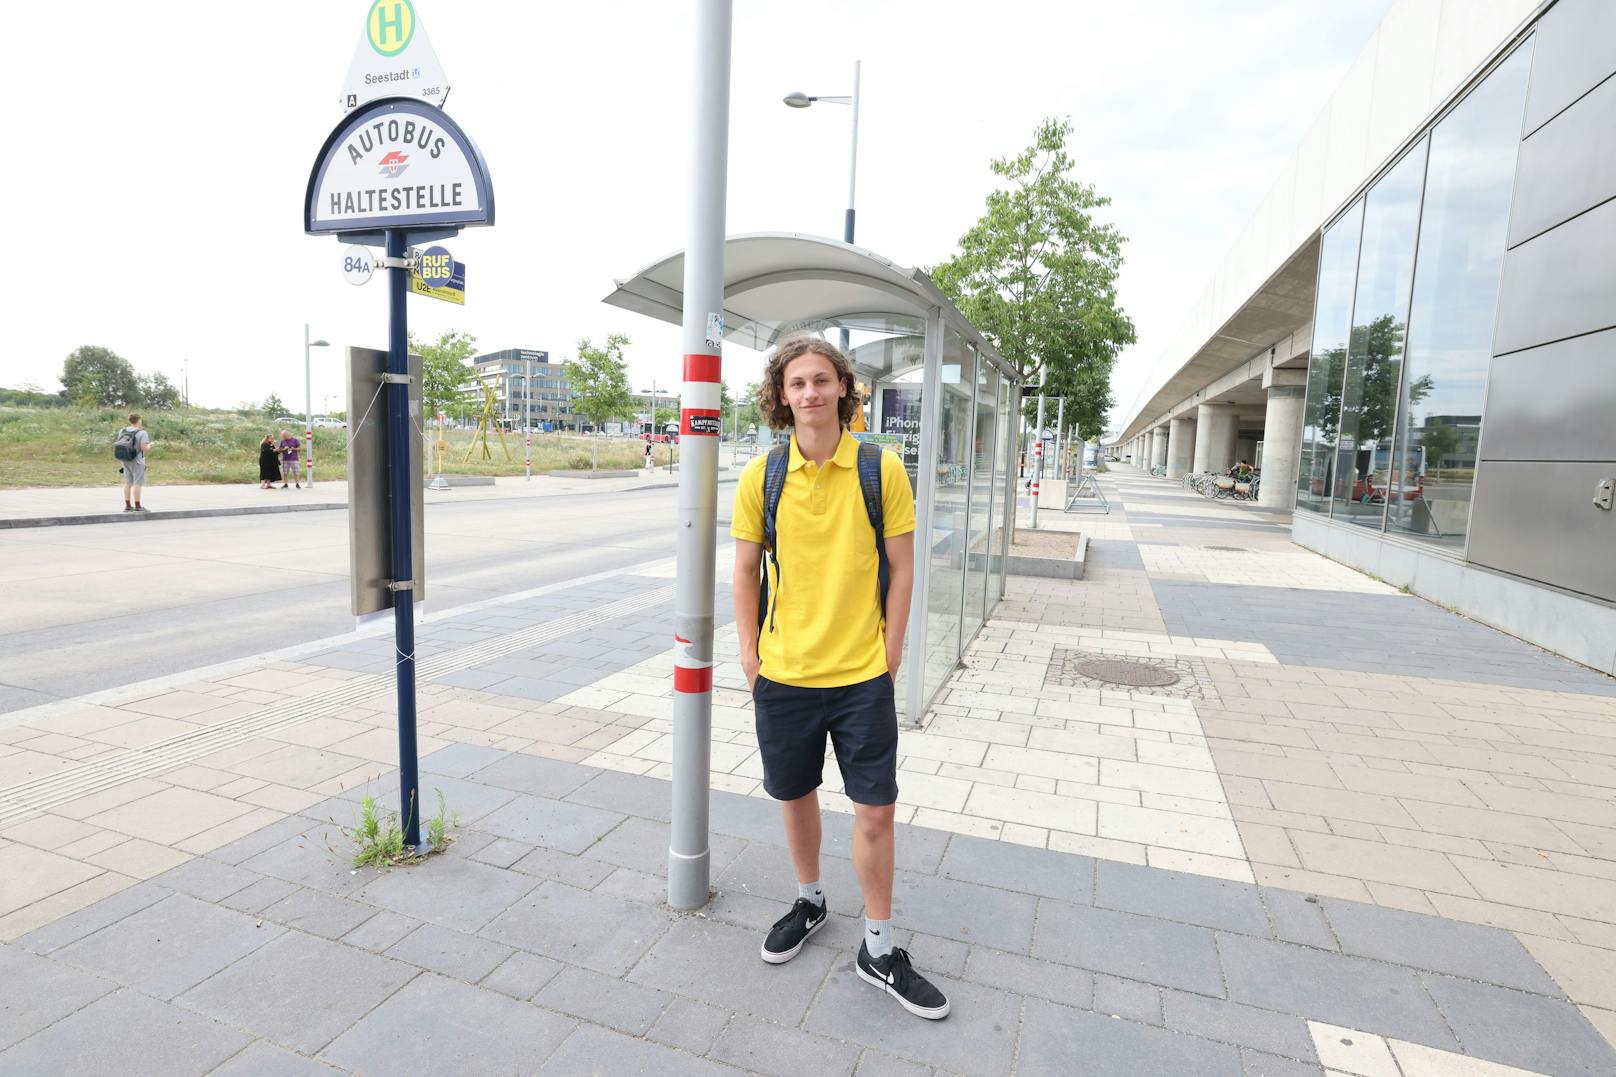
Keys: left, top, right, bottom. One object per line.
{"left": 669, "top": 0, "right": 732, "bottom": 910}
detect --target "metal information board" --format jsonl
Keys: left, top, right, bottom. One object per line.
{"left": 346, "top": 347, "right": 426, "bottom": 616}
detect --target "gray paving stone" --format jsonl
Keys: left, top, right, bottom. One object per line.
{"left": 629, "top": 917, "right": 835, "bottom": 1025}
{"left": 260, "top": 888, "right": 379, "bottom": 940}
{"left": 208, "top": 1041, "right": 346, "bottom": 1076}
{"left": 359, "top": 854, "right": 537, "bottom": 932}
{"left": 1096, "top": 860, "right": 1268, "bottom": 936}
{"left": 716, "top": 840, "right": 863, "bottom": 910}
{"left": 481, "top": 880, "right": 671, "bottom": 976}
{"left": 0, "top": 988, "right": 250, "bottom": 1076}
{"left": 216, "top": 875, "right": 302, "bottom": 915}
{"left": 384, "top": 922, "right": 513, "bottom": 982}
{"left": 16, "top": 880, "right": 171, "bottom": 954}
{"left": 469, "top": 836, "right": 533, "bottom": 869}
{"left": 340, "top": 909, "right": 420, "bottom": 953}
{"left": 901, "top": 931, "right": 970, "bottom": 978}
{"left": 0, "top": 944, "right": 116, "bottom": 1049}
{"left": 709, "top": 788, "right": 806, "bottom": 846}
{"left": 1018, "top": 997, "right": 1244, "bottom": 1077}
{"left": 853, "top": 1050, "right": 933, "bottom": 1077}
{"left": 1217, "top": 933, "right": 1456, "bottom": 1048}
{"left": 647, "top": 997, "right": 734, "bottom": 1056}
{"left": 509, "top": 845, "right": 617, "bottom": 889}
{"left": 55, "top": 893, "right": 285, "bottom": 1000}
{"left": 1032, "top": 899, "right": 1224, "bottom": 995}
{"left": 238, "top": 825, "right": 375, "bottom": 898}
{"left": 582, "top": 816, "right": 746, "bottom": 878}
{"left": 1161, "top": 990, "right": 1315, "bottom": 1061}
{"left": 963, "top": 945, "right": 1093, "bottom": 1008}
{"left": 1095, "top": 974, "right": 1163, "bottom": 1025}
{"left": 535, "top": 965, "right": 672, "bottom": 1035}
{"left": 538, "top": 1024, "right": 740, "bottom": 1076}
{"left": 566, "top": 769, "right": 675, "bottom": 822}
{"left": 890, "top": 820, "right": 952, "bottom": 876}
{"left": 420, "top": 742, "right": 509, "bottom": 778}
{"left": 1322, "top": 899, "right": 1562, "bottom": 995}
{"left": 706, "top": 885, "right": 866, "bottom": 955}
{"left": 1240, "top": 1048, "right": 1324, "bottom": 1077}
{"left": 479, "top": 950, "right": 564, "bottom": 1000}
{"left": 325, "top": 772, "right": 519, "bottom": 827}
{"left": 205, "top": 814, "right": 323, "bottom": 866}
{"left": 477, "top": 792, "right": 625, "bottom": 854}
{"left": 177, "top": 931, "right": 417, "bottom": 1054}
{"left": 889, "top": 871, "right": 1037, "bottom": 953}
{"left": 484, "top": 676, "right": 574, "bottom": 702}
{"left": 149, "top": 858, "right": 260, "bottom": 903}
{"left": 596, "top": 866, "right": 671, "bottom": 906}
{"left": 432, "top": 668, "right": 508, "bottom": 691}
{"left": 805, "top": 965, "right": 1018, "bottom": 1077}
{"left": 711, "top": 1015, "right": 862, "bottom": 1077}
{"left": 1421, "top": 973, "right": 1616, "bottom": 1076}
{"left": 938, "top": 831, "right": 1093, "bottom": 902}
{"left": 320, "top": 973, "right": 576, "bottom": 1076}
{"left": 1261, "top": 889, "right": 1336, "bottom": 950}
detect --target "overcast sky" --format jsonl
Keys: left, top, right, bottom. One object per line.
{"left": 2, "top": 0, "right": 1393, "bottom": 423}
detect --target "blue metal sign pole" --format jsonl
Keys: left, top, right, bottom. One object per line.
{"left": 385, "top": 227, "right": 422, "bottom": 848}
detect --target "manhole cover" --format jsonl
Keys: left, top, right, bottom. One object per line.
{"left": 1071, "top": 658, "right": 1180, "bottom": 687}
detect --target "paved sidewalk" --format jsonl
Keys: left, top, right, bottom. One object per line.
{"left": 1, "top": 463, "right": 1614, "bottom": 1074}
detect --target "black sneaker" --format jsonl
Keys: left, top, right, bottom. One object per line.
{"left": 856, "top": 943, "right": 951, "bottom": 1020}
{"left": 760, "top": 898, "right": 827, "bottom": 964}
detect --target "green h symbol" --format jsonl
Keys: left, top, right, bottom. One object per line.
{"left": 377, "top": 3, "right": 404, "bottom": 46}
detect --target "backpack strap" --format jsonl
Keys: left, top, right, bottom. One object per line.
{"left": 757, "top": 443, "right": 791, "bottom": 637}
{"left": 856, "top": 442, "right": 891, "bottom": 619}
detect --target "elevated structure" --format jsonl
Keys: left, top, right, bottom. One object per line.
{"left": 607, "top": 233, "right": 1025, "bottom": 719}
{"left": 1113, "top": 0, "right": 1616, "bottom": 676}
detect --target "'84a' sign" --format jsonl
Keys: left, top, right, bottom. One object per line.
{"left": 305, "top": 98, "right": 494, "bottom": 236}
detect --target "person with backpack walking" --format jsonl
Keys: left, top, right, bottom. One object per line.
{"left": 730, "top": 334, "right": 949, "bottom": 1020}
{"left": 113, "top": 414, "right": 153, "bottom": 512}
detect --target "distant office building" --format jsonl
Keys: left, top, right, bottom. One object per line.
{"left": 470, "top": 348, "right": 575, "bottom": 429}
{"left": 1113, "top": 0, "right": 1616, "bottom": 676}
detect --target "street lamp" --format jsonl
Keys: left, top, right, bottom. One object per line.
{"left": 785, "top": 60, "right": 861, "bottom": 355}
{"left": 641, "top": 382, "right": 674, "bottom": 473}
{"left": 304, "top": 324, "right": 330, "bottom": 485}
{"left": 508, "top": 364, "right": 534, "bottom": 480}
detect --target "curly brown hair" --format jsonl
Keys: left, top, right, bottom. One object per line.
{"left": 758, "top": 334, "right": 860, "bottom": 430}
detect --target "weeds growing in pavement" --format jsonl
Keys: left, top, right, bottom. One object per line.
{"left": 348, "top": 789, "right": 457, "bottom": 869}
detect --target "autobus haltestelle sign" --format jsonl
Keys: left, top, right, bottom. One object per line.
{"left": 306, "top": 97, "right": 494, "bottom": 235}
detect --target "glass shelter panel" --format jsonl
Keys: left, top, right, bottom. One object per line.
{"left": 924, "top": 330, "right": 975, "bottom": 707}
{"left": 1298, "top": 200, "right": 1365, "bottom": 514}
{"left": 1332, "top": 141, "right": 1428, "bottom": 526}
{"left": 965, "top": 355, "right": 999, "bottom": 640}
{"left": 990, "top": 376, "right": 1013, "bottom": 601}
{"left": 1388, "top": 43, "right": 1532, "bottom": 547}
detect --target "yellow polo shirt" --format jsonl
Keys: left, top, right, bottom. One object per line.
{"left": 732, "top": 430, "right": 916, "bottom": 688}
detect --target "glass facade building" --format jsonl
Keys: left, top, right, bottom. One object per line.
{"left": 1296, "top": 42, "right": 1533, "bottom": 551}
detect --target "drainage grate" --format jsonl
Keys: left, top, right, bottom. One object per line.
{"left": 1071, "top": 657, "right": 1180, "bottom": 687}
{"left": 1204, "top": 546, "right": 1248, "bottom": 552}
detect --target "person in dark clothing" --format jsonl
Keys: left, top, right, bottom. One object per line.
{"left": 258, "top": 435, "right": 282, "bottom": 489}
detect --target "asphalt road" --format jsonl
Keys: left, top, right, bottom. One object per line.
{"left": 0, "top": 485, "right": 733, "bottom": 715}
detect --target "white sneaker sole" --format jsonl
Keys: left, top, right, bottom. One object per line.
{"left": 855, "top": 961, "right": 952, "bottom": 1020}
{"left": 760, "top": 912, "right": 826, "bottom": 964}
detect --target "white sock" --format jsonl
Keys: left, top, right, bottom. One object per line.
{"left": 865, "top": 918, "right": 893, "bottom": 958}
{"left": 798, "top": 880, "right": 824, "bottom": 908}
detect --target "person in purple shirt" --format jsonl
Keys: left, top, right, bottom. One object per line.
{"left": 277, "top": 430, "right": 303, "bottom": 489}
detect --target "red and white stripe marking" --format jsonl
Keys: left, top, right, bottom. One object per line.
{"left": 681, "top": 352, "right": 723, "bottom": 437}
{"left": 673, "top": 634, "right": 712, "bottom": 693}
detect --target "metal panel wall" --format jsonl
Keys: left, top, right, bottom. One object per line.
{"left": 1521, "top": 0, "right": 1616, "bottom": 134}
{"left": 1468, "top": 462, "right": 1616, "bottom": 600}
{"left": 1479, "top": 329, "right": 1616, "bottom": 461}
{"left": 1470, "top": 2, "right": 1616, "bottom": 604}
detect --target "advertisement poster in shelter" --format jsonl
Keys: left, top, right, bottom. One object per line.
{"left": 880, "top": 387, "right": 923, "bottom": 483}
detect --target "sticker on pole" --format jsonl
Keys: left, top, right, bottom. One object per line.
{"left": 705, "top": 312, "right": 724, "bottom": 348}
{"left": 340, "top": 0, "right": 451, "bottom": 114}
{"left": 683, "top": 409, "right": 722, "bottom": 437}
{"left": 342, "top": 245, "right": 375, "bottom": 285}
{"left": 417, "top": 246, "right": 453, "bottom": 287}
{"left": 411, "top": 257, "right": 465, "bottom": 305}
{"left": 305, "top": 97, "right": 495, "bottom": 235}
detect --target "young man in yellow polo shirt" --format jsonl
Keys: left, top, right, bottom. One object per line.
{"left": 732, "top": 334, "right": 950, "bottom": 1020}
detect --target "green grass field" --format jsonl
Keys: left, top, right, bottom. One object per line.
{"left": 0, "top": 406, "right": 671, "bottom": 488}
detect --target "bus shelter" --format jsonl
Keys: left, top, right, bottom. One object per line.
{"left": 604, "top": 234, "right": 1024, "bottom": 723}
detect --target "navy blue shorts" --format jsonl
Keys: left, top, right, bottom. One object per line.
{"left": 752, "top": 674, "right": 898, "bottom": 805}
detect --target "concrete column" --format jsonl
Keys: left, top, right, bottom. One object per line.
{"left": 1192, "top": 404, "right": 1238, "bottom": 474}
{"left": 1150, "top": 428, "right": 1168, "bottom": 471}
{"left": 1258, "top": 385, "right": 1306, "bottom": 509}
{"left": 1166, "top": 415, "right": 1196, "bottom": 480}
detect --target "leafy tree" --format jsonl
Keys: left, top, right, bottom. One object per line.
{"left": 565, "top": 334, "right": 633, "bottom": 469}
{"left": 738, "top": 381, "right": 763, "bottom": 431}
{"left": 932, "top": 117, "right": 1135, "bottom": 443}
{"left": 61, "top": 346, "right": 140, "bottom": 407}
{"left": 262, "top": 392, "right": 287, "bottom": 416}
{"left": 410, "top": 329, "right": 478, "bottom": 420}
{"left": 653, "top": 406, "right": 677, "bottom": 429}
{"left": 1420, "top": 418, "right": 1460, "bottom": 473}
{"left": 138, "top": 372, "right": 182, "bottom": 410}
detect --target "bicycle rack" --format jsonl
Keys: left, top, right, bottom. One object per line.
{"left": 1064, "top": 473, "right": 1110, "bottom": 514}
